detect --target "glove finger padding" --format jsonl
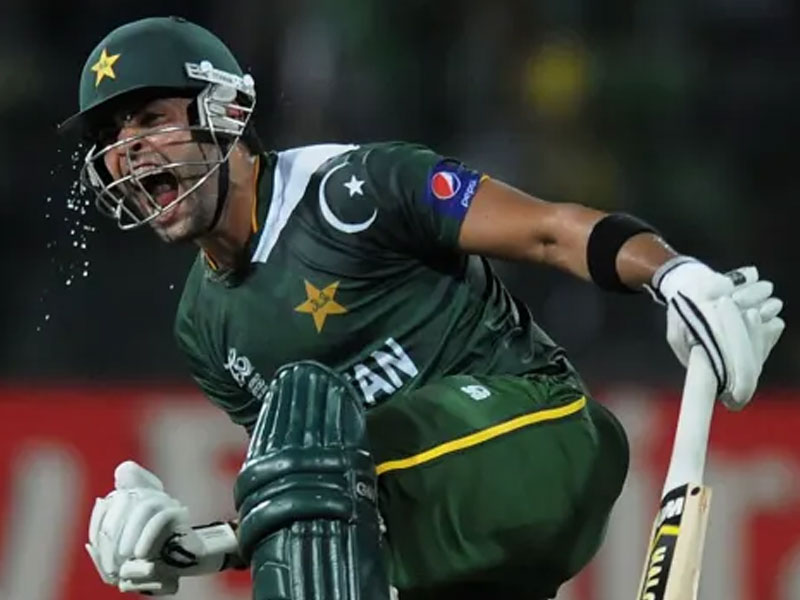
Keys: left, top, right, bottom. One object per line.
{"left": 748, "top": 310, "right": 785, "bottom": 364}
{"left": 764, "top": 317, "right": 786, "bottom": 356}
{"left": 757, "top": 297, "right": 784, "bottom": 322}
{"left": 134, "top": 505, "right": 189, "bottom": 559}
{"left": 115, "top": 461, "right": 164, "bottom": 491}
{"left": 119, "top": 558, "right": 156, "bottom": 580}
{"left": 716, "top": 295, "right": 759, "bottom": 406}
{"left": 731, "top": 280, "right": 773, "bottom": 309}
{"left": 118, "top": 579, "right": 167, "bottom": 593}
{"left": 88, "top": 497, "right": 108, "bottom": 549}
{"left": 745, "top": 308, "right": 766, "bottom": 368}
{"left": 119, "top": 572, "right": 179, "bottom": 595}
{"left": 86, "top": 543, "right": 117, "bottom": 585}
{"left": 118, "top": 559, "right": 180, "bottom": 595}
{"left": 98, "top": 491, "right": 136, "bottom": 576}
{"left": 118, "top": 495, "right": 177, "bottom": 560}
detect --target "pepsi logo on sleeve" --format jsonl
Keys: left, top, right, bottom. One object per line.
{"left": 425, "top": 160, "right": 483, "bottom": 219}
{"left": 431, "top": 171, "right": 461, "bottom": 200}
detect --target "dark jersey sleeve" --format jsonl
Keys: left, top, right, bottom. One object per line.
{"left": 355, "top": 141, "right": 485, "bottom": 255}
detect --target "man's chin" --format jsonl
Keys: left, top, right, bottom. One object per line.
{"left": 153, "top": 227, "right": 193, "bottom": 244}
{"left": 149, "top": 211, "right": 200, "bottom": 244}
{"left": 146, "top": 194, "right": 215, "bottom": 244}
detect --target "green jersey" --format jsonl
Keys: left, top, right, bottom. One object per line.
{"left": 175, "top": 142, "right": 578, "bottom": 432}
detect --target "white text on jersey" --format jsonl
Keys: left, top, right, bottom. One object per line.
{"left": 349, "top": 338, "right": 419, "bottom": 405}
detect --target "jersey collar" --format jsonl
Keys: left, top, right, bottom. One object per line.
{"left": 202, "top": 151, "right": 277, "bottom": 286}
{"left": 245, "top": 151, "right": 277, "bottom": 260}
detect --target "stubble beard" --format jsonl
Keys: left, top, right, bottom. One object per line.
{"left": 149, "top": 164, "right": 221, "bottom": 244}
{"left": 150, "top": 192, "right": 216, "bottom": 243}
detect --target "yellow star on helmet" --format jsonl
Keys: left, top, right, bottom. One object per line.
{"left": 91, "top": 48, "right": 121, "bottom": 87}
{"left": 294, "top": 280, "right": 348, "bottom": 333}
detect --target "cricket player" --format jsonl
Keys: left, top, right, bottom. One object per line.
{"left": 69, "top": 16, "right": 784, "bottom": 600}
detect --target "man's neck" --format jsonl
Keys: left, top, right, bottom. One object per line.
{"left": 198, "top": 152, "right": 260, "bottom": 272}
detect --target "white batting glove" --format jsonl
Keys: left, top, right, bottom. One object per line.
{"left": 652, "top": 258, "right": 784, "bottom": 410}
{"left": 116, "top": 521, "right": 240, "bottom": 595}
{"left": 725, "top": 268, "right": 785, "bottom": 410}
{"left": 86, "top": 461, "right": 240, "bottom": 595}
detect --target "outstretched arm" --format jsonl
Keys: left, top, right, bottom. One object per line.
{"left": 458, "top": 176, "right": 784, "bottom": 411}
{"left": 458, "top": 177, "right": 677, "bottom": 289}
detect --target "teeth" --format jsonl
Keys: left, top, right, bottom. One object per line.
{"left": 132, "top": 164, "right": 160, "bottom": 176}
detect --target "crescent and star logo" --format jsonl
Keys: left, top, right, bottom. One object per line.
{"left": 318, "top": 162, "right": 377, "bottom": 234}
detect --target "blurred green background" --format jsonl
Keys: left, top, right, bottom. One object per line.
{"left": 2, "top": 0, "right": 797, "bottom": 388}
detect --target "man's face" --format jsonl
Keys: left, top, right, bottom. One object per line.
{"left": 101, "top": 96, "right": 221, "bottom": 243}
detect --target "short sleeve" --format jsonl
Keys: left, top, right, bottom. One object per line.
{"left": 342, "top": 142, "right": 485, "bottom": 255}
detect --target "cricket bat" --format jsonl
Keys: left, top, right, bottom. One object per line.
{"left": 635, "top": 346, "right": 718, "bottom": 600}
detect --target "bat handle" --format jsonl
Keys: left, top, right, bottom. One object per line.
{"left": 662, "top": 346, "right": 719, "bottom": 496}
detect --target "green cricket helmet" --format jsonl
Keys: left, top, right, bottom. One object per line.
{"left": 64, "top": 16, "right": 257, "bottom": 230}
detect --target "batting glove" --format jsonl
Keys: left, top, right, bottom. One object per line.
{"left": 86, "top": 460, "right": 241, "bottom": 595}
{"left": 651, "top": 258, "right": 784, "bottom": 410}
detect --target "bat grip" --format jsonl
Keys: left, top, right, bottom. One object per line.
{"left": 662, "top": 346, "right": 718, "bottom": 496}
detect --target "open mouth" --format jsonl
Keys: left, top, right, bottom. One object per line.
{"left": 139, "top": 171, "right": 180, "bottom": 209}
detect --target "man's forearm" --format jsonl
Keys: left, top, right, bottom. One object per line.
{"left": 536, "top": 204, "right": 678, "bottom": 291}
{"left": 459, "top": 179, "right": 680, "bottom": 291}
{"left": 615, "top": 232, "right": 679, "bottom": 290}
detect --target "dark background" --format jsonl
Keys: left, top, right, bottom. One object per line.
{"left": 2, "top": 0, "right": 797, "bottom": 390}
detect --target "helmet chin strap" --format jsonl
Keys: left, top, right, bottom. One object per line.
{"left": 206, "top": 147, "right": 230, "bottom": 233}
{"left": 184, "top": 89, "right": 238, "bottom": 234}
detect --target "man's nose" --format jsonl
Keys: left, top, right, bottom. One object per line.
{"left": 113, "top": 128, "right": 146, "bottom": 174}
{"left": 120, "top": 131, "right": 144, "bottom": 158}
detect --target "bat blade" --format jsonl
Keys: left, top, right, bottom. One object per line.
{"left": 636, "top": 483, "right": 712, "bottom": 600}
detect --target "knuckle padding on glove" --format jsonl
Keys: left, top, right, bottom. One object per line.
{"left": 234, "top": 361, "right": 390, "bottom": 600}
{"left": 119, "top": 497, "right": 169, "bottom": 557}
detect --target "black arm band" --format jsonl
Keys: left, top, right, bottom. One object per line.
{"left": 586, "top": 213, "right": 659, "bottom": 293}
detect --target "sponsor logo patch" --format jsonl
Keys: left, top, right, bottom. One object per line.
{"left": 431, "top": 171, "right": 461, "bottom": 200}
{"left": 425, "top": 160, "right": 483, "bottom": 219}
